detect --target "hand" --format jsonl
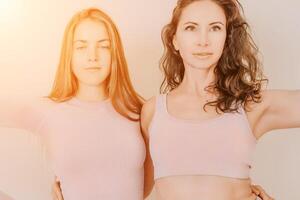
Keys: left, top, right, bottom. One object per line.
{"left": 52, "top": 177, "right": 64, "bottom": 200}
{"left": 251, "top": 184, "right": 274, "bottom": 200}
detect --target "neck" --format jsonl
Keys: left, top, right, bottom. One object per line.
{"left": 75, "top": 82, "right": 108, "bottom": 102}
{"left": 178, "top": 64, "right": 216, "bottom": 97}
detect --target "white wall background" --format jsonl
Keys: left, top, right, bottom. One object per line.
{"left": 0, "top": 0, "right": 299, "bottom": 199}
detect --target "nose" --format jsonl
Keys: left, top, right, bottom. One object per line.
{"left": 88, "top": 45, "right": 99, "bottom": 62}
{"left": 196, "top": 29, "right": 210, "bottom": 47}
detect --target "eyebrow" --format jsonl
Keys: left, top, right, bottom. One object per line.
{"left": 183, "top": 21, "right": 225, "bottom": 26}
{"left": 183, "top": 22, "right": 198, "bottom": 26}
{"left": 74, "top": 39, "right": 110, "bottom": 43}
{"left": 209, "top": 22, "right": 225, "bottom": 26}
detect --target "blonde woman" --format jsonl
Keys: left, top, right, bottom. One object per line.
{"left": 0, "top": 8, "right": 145, "bottom": 200}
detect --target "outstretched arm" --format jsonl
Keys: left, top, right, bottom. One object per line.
{"left": 247, "top": 90, "right": 300, "bottom": 139}
{"left": 0, "top": 97, "right": 47, "bottom": 133}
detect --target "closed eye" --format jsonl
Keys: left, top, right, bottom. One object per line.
{"left": 97, "top": 41, "right": 111, "bottom": 49}
{"left": 97, "top": 44, "right": 111, "bottom": 49}
{"left": 75, "top": 46, "right": 87, "bottom": 50}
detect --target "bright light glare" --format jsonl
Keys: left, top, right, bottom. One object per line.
{"left": 0, "top": 0, "right": 23, "bottom": 24}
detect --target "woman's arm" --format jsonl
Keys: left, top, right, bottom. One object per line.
{"left": 141, "top": 97, "right": 156, "bottom": 199}
{"left": 0, "top": 97, "right": 46, "bottom": 133}
{"left": 247, "top": 90, "right": 300, "bottom": 139}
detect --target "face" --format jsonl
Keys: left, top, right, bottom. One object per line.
{"left": 173, "top": 0, "right": 227, "bottom": 70}
{"left": 72, "top": 19, "right": 111, "bottom": 86}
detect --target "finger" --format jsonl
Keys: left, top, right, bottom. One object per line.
{"left": 51, "top": 186, "right": 59, "bottom": 200}
{"left": 52, "top": 184, "right": 59, "bottom": 200}
{"left": 250, "top": 185, "right": 260, "bottom": 196}
{"left": 249, "top": 192, "right": 259, "bottom": 200}
{"left": 252, "top": 185, "right": 274, "bottom": 200}
{"left": 258, "top": 190, "right": 274, "bottom": 200}
{"left": 53, "top": 181, "right": 64, "bottom": 200}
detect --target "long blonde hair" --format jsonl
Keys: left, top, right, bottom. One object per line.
{"left": 49, "top": 8, "right": 143, "bottom": 121}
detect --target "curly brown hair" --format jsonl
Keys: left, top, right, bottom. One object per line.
{"left": 160, "top": 0, "right": 267, "bottom": 113}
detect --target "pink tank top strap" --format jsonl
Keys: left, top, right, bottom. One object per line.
{"left": 161, "top": 93, "right": 169, "bottom": 114}
{"left": 148, "top": 94, "right": 167, "bottom": 132}
{"left": 153, "top": 94, "right": 169, "bottom": 116}
{"left": 157, "top": 94, "right": 167, "bottom": 112}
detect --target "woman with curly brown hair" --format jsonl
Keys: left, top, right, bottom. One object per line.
{"left": 141, "top": 0, "right": 300, "bottom": 199}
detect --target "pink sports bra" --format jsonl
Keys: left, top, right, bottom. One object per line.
{"left": 149, "top": 94, "right": 257, "bottom": 180}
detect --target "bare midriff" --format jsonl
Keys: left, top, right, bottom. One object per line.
{"left": 154, "top": 175, "right": 257, "bottom": 200}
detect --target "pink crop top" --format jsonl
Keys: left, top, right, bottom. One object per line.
{"left": 0, "top": 97, "right": 145, "bottom": 200}
{"left": 149, "top": 94, "right": 257, "bottom": 180}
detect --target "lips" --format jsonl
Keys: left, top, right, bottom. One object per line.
{"left": 85, "top": 67, "right": 101, "bottom": 71}
{"left": 192, "top": 52, "right": 213, "bottom": 60}
{"left": 193, "top": 52, "right": 213, "bottom": 56}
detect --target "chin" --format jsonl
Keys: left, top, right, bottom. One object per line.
{"left": 188, "top": 63, "right": 213, "bottom": 70}
{"left": 88, "top": 80, "right": 108, "bottom": 86}
{"left": 79, "top": 76, "right": 108, "bottom": 86}
{"left": 188, "top": 59, "right": 218, "bottom": 70}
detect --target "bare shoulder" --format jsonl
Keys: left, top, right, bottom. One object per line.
{"left": 141, "top": 96, "right": 156, "bottom": 139}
